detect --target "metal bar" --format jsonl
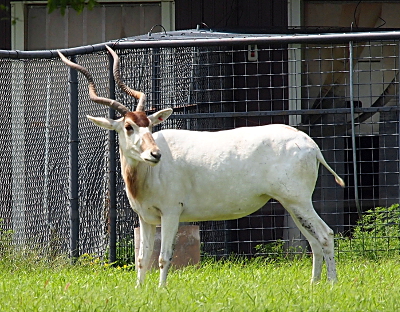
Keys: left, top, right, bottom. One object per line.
{"left": 398, "top": 41, "right": 400, "bottom": 208}
{"left": 167, "top": 106, "right": 400, "bottom": 119}
{"left": 349, "top": 41, "right": 362, "bottom": 217}
{"left": 108, "top": 52, "right": 117, "bottom": 264}
{"left": 398, "top": 41, "right": 400, "bottom": 219}
{"left": 98, "top": 31, "right": 400, "bottom": 47}
{"left": 69, "top": 55, "right": 80, "bottom": 262}
{"left": 3, "top": 30, "right": 400, "bottom": 59}
{"left": 151, "top": 48, "right": 161, "bottom": 109}
{"left": 0, "top": 43, "right": 106, "bottom": 59}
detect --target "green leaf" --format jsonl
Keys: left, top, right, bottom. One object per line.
{"left": 47, "top": 0, "right": 98, "bottom": 15}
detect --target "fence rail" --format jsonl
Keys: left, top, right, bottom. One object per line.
{"left": 1, "top": 29, "right": 400, "bottom": 261}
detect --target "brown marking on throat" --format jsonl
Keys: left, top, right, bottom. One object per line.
{"left": 123, "top": 164, "right": 139, "bottom": 199}
{"left": 126, "top": 111, "right": 149, "bottom": 127}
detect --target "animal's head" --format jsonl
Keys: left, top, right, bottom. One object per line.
{"left": 58, "top": 45, "right": 172, "bottom": 166}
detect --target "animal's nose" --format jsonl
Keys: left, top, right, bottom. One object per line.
{"left": 151, "top": 150, "right": 161, "bottom": 161}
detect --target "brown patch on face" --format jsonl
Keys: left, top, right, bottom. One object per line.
{"left": 141, "top": 132, "right": 159, "bottom": 152}
{"left": 125, "top": 111, "right": 149, "bottom": 127}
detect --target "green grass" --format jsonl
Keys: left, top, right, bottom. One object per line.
{"left": 1, "top": 256, "right": 400, "bottom": 311}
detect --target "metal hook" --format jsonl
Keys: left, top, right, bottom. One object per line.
{"left": 196, "top": 23, "right": 212, "bottom": 32}
{"left": 148, "top": 24, "right": 168, "bottom": 37}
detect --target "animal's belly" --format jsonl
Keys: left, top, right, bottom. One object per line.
{"left": 179, "top": 194, "right": 270, "bottom": 222}
{"left": 131, "top": 205, "right": 162, "bottom": 225}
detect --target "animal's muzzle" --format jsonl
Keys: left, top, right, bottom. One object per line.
{"left": 150, "top": 150, "right": 161, "bottom": 161}
{"left": 142, "top": 148, "right": 161, "bottom": 165}
{"left": 140, "top": 132, "right": 161, "bottom": 165}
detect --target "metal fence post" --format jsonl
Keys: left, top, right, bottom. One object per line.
{"left": 108, "top": 52, "right": 117, "bottom": 264}
{"left": 349, "top": 41, "right": 362, "bottom": 217}
{"left": 152, "top": 47, "right": 160, "bottom": 108}
{"left": 69, "top": 55, "right": 80, "bottom": 262}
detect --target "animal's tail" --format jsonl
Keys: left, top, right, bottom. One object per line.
{"left": 316, "top": 150, "right": 345, "bottom": 187}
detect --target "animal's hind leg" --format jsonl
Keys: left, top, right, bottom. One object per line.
{"left": 280, "top": 199, "right": 337, "bottom": 283}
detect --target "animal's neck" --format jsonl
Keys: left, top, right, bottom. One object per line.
{"left": 120, "top": 153, "right": 142, "bottom": 200}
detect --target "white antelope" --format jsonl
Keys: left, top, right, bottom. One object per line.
{"left": 59, "top": 46, "right": 345, "bottom": 287}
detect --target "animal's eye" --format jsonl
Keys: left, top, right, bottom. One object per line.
{"left": 125, "top": 124, "right": 133, "bottom": 132}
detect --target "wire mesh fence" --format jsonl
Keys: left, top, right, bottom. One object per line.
{"left": 0, "top": 30, "right": 400, "bottom": 262}
{"left": 0, "top": 54, "right": 110, "bottom": 258}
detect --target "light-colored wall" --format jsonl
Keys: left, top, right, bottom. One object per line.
{"left": 11, "top": 0, "right": 175, "bottom": 50}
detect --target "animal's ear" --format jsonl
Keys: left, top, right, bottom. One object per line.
{"left": 87, "top": 115, "right": 121, "bottom": 130}
{"left": 148, "top": 108, "right": 173, "bottom": 126}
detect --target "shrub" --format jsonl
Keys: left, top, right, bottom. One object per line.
{"left": 337, "top": 204, "right": 400, "bottom": 260}
{"left": 0, "top": 219, "right": 13, "bottom": 259}
{"left": 255, "top": 239, "right": 307, "bottom": 262}
{"left": 104, "top": 237, "right": 136, "bottom": 267}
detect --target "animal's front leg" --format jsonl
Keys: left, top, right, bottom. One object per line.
{"left": 158, "top": 214, "right": 180, "bottom": 287}
{"left": 136, "top": 217, "right": 156, "bottom": 287}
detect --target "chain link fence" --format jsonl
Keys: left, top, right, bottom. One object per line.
{"left": 0, "top": 53, "right": 110, "bottom": 258}
{"left": 1, "top": 30, "right": 400, "bottom": 262}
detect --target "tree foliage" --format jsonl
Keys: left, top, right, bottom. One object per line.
{"left": 47, "top": 0, "right": 97, "bottom": 15}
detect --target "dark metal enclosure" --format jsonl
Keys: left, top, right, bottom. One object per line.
{"left": 0, "top": 29, "right": 399, "bottom": 261}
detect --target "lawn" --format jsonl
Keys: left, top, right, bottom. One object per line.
{"left": 0, "top": 255, "right": 399, "bottom": 311}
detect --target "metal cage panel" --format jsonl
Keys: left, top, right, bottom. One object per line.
{"left": 0, "top": 30, "right": 399, "bottom": 260}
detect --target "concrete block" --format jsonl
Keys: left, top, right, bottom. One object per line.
{"left": 134, "top": 225, "right": 200, "bottom": 269}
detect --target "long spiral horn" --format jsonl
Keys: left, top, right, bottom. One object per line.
{"left": 58, "top": 51, "right": 130, "bottom": 116}
{"left": 105, "top": 45, "right": 146, "bottom": 112}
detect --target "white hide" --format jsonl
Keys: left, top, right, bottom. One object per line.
{"left": 91, "top": 115, "right": 343, "bottom": 287}
{"left": 134, "top": 125, "right": 325, "bottom": 223}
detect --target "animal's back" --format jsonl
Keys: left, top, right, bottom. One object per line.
{"left": 155, "top": 124, "right": 316, "bottom": 161}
